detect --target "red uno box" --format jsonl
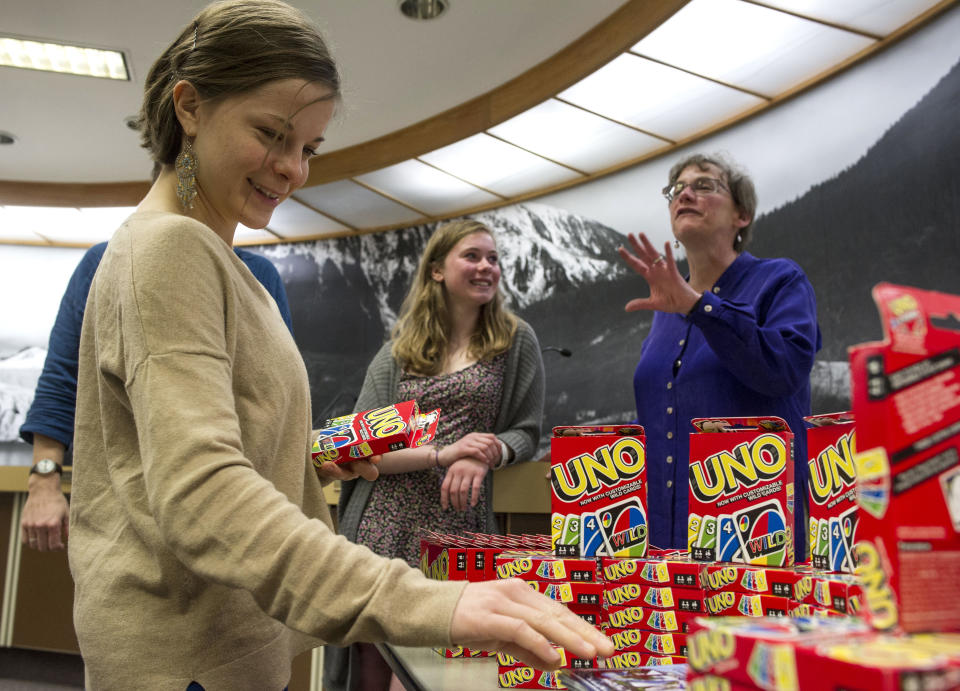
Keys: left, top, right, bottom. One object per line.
{"left": 703, "top": 591, "right": 794, "bottom": 618}
{"left": 605, "top": 605, "right": 703, "bottom": 633}
{"left": 603, "top": 582, "right": 707, "bottom": 613}
{"left": 550, "top": 426, "right": 648, "bottom": 558}
{"left": 497, "top": 648, "right": 598, "bottom": 672}
{"left": 529, "top": 580, "right": 604, "bottom": 610}
{"left": 686, "top": 616, "right": 871, "bottom": 690}
{"left": 701, "top": 564, "right": 802, "bottom": 599}
{"left": 688, "top": 417, "right": 795, "bottom": 566}
{"left": 805, "top": 412, "right": 859, "bottom": 572}
{"left": 497, "top": 666, "right": 565, "bottom": 689}
{"left": 849, "top": 284, "right": 960, "bottom": 633}
{"left": 599, "top": 653, "right": 687, "bottom": 670}
{"left": 312, "top": 399, "right": 439, "bottom": 465}
{"left": 600, "top": 555, "right": 703, "bottom": 588}
{"left": 793, "top": 572, "right": 862, "bottom": 615}
{"left": 495, "top": 553, "right": 599, "bottom": 582}
{"left": 606, "top": 628, "right": 687, "bottom": 657}
{"left": 794, "top": 633, "right": 960, "bottom": 691}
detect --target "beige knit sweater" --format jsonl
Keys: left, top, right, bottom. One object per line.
{"left": 70, "top": 211, "right": 466, "bottom": 690}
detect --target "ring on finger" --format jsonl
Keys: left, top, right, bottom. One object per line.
{"left": 652, "top": 254, "right": 666, "bottom": 266}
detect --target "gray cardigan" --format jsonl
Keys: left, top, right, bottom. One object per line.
{"left": 337, "top": 318, "right": 545, "bottom": 541}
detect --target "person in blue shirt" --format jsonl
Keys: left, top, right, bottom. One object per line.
{"left": 19, "top": 240, "right": 293, "bottom": 552}
{"left": 618, "top": 153, "right": 821, "bottom": 562}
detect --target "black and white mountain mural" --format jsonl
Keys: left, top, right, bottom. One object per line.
{"left": 264, "top": 202, "right": 641, "bottom": 437}
{"left": 262, "top": 51, "right": 960, "bottom": 451}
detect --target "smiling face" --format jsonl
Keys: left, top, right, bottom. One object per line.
{"left": 181, "top": 78, "right": 335, "bottom": 235}
{"left": 670, "top": 163, "right": 750, "bottom": 252}
{"left": 432, "top": 231, "right": 501, "bottom": 309}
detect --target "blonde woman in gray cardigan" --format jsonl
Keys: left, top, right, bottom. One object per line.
{"left": 329, "top": 219, "right": 546, "bottom": 691}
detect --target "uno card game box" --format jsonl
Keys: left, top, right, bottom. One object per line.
{"left": 603, "top": 583, "right": 707, "bottom": 613}
{"left": 529, "top": 580, "right": 604, "bottom": 610}
{"left": 703, "top": 591, "right": 794, "bottom": 618}
{"left": 497, "top": 665, "right": 566, "bottom": 689}
{"left": 312, "top": 399, "right": 439, "bottom": 465}
{"left": 805, "top": 412, "right": 859, "bottom": 572}
{"left": 604, "top": 605, "right": 703, "bottom": 634}
{"left": 600, "top": 553, "right": 703, "bottom": 588}
{"left": 849, "top": 284, "right": 960, "bottom": 632}
{"left": 605, "top": 628, "right": 687, "bottom": 657}
{"left": 496, "top": 553, "right": 599, "bottom": 582}
{"left": 551, "top": 426, "right": 648, "bottom": 558}
{"left": 687, "top": 616, "right": 872, "bottom": 690}
{"left": 688, "top": 417, "right": 795, "bottom": 566}
{"left": 701, "top": 564, "right": 802, "bottom": 598}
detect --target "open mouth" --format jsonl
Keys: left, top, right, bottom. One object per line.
{"left": 250, "top": 180, "right": 281, "bottom": 201}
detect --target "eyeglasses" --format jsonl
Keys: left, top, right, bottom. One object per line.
{"left": 662, "top": 176, "right": 730, "bottom": 203}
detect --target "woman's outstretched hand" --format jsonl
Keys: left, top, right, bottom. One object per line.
{"left": 617, "top": 232, "right": 701, "bottom": 314}
{"left": 449, "top": 579, "right": 614, "bottom": 670}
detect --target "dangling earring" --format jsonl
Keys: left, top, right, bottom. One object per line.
{"left": 736, "top": 233, "right": 742, "bottom": 244}
{"left": 674, "top": 240, "right": 680, "bottom": 249}
{"left": 175, "top": 139, "right": 198, "bottom": 210}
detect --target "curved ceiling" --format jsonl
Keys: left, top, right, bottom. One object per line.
{"left": 0, "top": 0, "right": 954, "bottom": 247}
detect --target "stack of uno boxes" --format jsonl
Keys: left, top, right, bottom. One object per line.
{"left": 687, "top": 616, "right": 960, "bottom": 690}
{"left": 419, "top": 531, "right": 550, "bottom": 659}
{"left": 849, "top": 283, "right": 960, "bottom": 634}
{"left": 700, "top": 563, "right": 801, "bottom": 619}
{"left": 495, "top": 552, "right": 603, "bottom": 689}
{"left": 791, "top": 571, "right": 863, "bottom": 619}
{"left": 600, "top": 550, "right": 705, "bottom": 668}
{"left": 687, "top": 417, "right": 795, "bottom": 567}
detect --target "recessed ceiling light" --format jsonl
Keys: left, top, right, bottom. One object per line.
{"left": 0, "top": 36, "right": 129, "bottom": 80}
{"left": 0, "top": 132, "right": 15, "bottom": 145}
{"left": 398, "top": 0, "right": 449, "bottom": 21}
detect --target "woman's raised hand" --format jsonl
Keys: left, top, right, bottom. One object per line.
{"left": 450, "top": 579, "right": 614, "bottom": 671}
{"left": 617, "top": 232, "right": 700, "bottom": 314}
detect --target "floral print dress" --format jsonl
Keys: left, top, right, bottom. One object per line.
{"left": 355, "top": 353, "right": 506, "bottom": 567}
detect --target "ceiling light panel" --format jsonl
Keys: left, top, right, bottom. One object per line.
{"left": 759, "top": 0, "right": 944, "bottom": 36}
{"left": 234, "top": 225, "right": 276, "bottom": 245}
{"left": 0, "top": 207, "right": 49, "bottom": 242}
{"left": 356, "top": 160, "right": 502, "bottom": 217}
{"left": 420, "top": 133, "right": 581, "bottom": 197}
{"left": 295, "top": 180, "right": 425, "bottom": 229}
{"left": 559, "top": 54, "right": 764, "bottom": 142}
{"left": 0, "top": 206, "right": 83, "bottom": 243}
{"left": 267, "top": 199, "right": 347, "bottom": 238}
{"left": 488, "top": 100, "right": 668, "bottom": 174}
{"left": 0, "top": 37, "right": 129, "bottom": 80}
{"left": 632, "top": 0, "right": 875, "bottom": 97}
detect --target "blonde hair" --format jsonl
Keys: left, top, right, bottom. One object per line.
{"left": 138, "top": 0, "right": 340, "bottom": 166}
{"left": 391, "top": 220, "right": 518, "bottom": 376}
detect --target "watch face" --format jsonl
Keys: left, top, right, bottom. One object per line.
{"left": 34, "top": 459, "right": 58, "bottom": 475}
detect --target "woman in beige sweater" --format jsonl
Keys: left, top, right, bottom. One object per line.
{"left": 69, "top": 2, "right": 611, "bottom": 689}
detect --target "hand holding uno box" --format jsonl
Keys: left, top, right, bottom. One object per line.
{"left": 849, "top": 283, "right": 960, "bottom": 633}
{"left": 688, "top": 417, "right": 795, "bottom": 566}
{"left": 311, "top": 399, "right": 439, "bottom": 466}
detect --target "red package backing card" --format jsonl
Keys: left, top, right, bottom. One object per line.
{"left": 312, "top": 399, "right": 439, "bottom": 465}
{"left": 551, "top": 426, "right": 648, "bottom": 558}
{"left": 849, "top": 284, "right": 960, "bottom": 632}
{"left": 688, "top": 417, "right": 795, "bottom": 566}
{"left": 805, "top": 412, "right": 859, "bottom": 572}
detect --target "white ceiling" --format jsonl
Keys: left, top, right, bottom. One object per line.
{"left": 0, "top": 0, "right": 629, "bottom": 183}
{"left": 0, "top": 0, "right": 952, "bottom": 246}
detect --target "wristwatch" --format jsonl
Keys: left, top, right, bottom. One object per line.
{"left": 30, "top": 458, "right": 63, "bottom": 477}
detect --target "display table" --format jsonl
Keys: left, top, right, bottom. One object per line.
{"left": 377, "top": 644, "right": 500, "bottom": 691}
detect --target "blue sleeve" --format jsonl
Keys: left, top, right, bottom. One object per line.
{"left": 688, "top": 264, "right": 821, "bottom": 397}
{"left": 235, "top": 249, "right": 294, "bottom": 336}
{"left": 20, "top": 243, "right": 108, "bottom": 447}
